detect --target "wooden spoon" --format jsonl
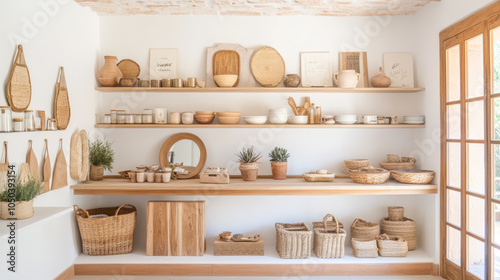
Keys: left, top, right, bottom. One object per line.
{"left": 288, "top": 97, "right": 299, "bottom": 115}
{"left": 26, "top": 140, "right": 39, "bottom": 180}
{"left": 42, "top": 139, "right": 51, "bottom": 193}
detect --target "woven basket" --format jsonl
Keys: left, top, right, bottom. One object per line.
{"left": 391, "top": 170, "right": 435, "bottom": 184}
{"left": 388, "top": 206, "right": 404, "bottom": 221}
{"left": 313, "top": 214, "right": 346, "bottom": 258}
{"left": 377, "top": 234, "right": 408, "bottom": 257}
{"left": 302, "top": 172, "right": 335, "bottom": 182}
{"left": 351, "top": 219, "right": 380, "bottom": 241}
{"left": 381, "top": 217, "right": 417, "bottom": 251}
{"left": 250, "top": 46, "right": 285, "bottom": 87}
{"left": 90, "top": 165, "right": 104, "bottom": 181}
{"left": 379, "top": 157, "right": 416, "bottom": 171}
{"left": 344, "top": 159, "right": 369, "bottom": 170}
{"left": 351, "top": 238, "right": 378, "bottom": 258}
{"left": 275, "top": 222, "right": 312, "bottom": 259}
{"left": 349, "top": 167, "right": 390, "bottom": 184}
{"left": 387, "top": 154, "right": 401, "bottom": 163}
{"left": 74, "top": 204, "right": 137, "bottom": 255}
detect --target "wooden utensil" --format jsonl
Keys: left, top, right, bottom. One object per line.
{"left": 54, "top": 67, "right": 70, "bottom": 130}
{"left": 250, "top": 46, "right": 285, "bottom": 87}
{"left": 52, "top": 139, "right": 67, "bottom": 190}
{"left": 42, "top": 139, "right": 51, "bottom": 193}
{"left": 38, "top": 110, "right": 45, "bottom": 130}
{"left": 213, "top": 50, "right": 240, "bottom": 87}
{"left": 7, "top": 45, "right": 31, "bottom": 112}
{"left": 70, "top": 130, "right": 89, "bottom": 181}
{"left": 18, "top": 163, "right": 30, "bottom": 183}
{"left": 26, "top": 140, "right": 39, "bottom": 180}
{"left": 288, "top": 97, "right": 299, "bottom": 115}
{"left": 0, "top": 142, "right": 9, "bottom": 192}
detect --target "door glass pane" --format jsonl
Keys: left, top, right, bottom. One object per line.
{"left": 494, "top": 98, "right": 500, "bottom": 140}
{"left": 495, "top": 145, "right": 500, "bottom": 199}
{"left": 448, "top": 142, "right": 462, "bottom": 188}
{"left": 467, "top": 195, "right": 485, "bottom": 238}
{"left": 467, "top": 143, "right": 485, "bottom": 194}
{"left": 448, "top": 225, "right": 461, "bottom": 265}
{"left": 447, "top": 44, "right": 461, "bottom": 102}
{"left": 492, "top": 26, "right": 500, "bottom": 93}
{"left": 448, "top": 104, "right": 461, "bottom": 139}
{"left": 467, "top": 101, "right": 484, "bottom": 140}
{"left": 467, "top": 34, "right": 484, "bottom": 98}
{"left": 494, "top": 202, "right": 500, "bottom": 245}
{"left": 467, "top": 235, "right": 485, "bottom": 279}
{"left": 447, "top": 189, "right": 461, "bottom": 226}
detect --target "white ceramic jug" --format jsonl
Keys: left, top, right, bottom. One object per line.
{"left": 333, "top": 70, "right": 360, "bottom": 89}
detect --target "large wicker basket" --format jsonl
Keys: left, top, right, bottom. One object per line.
{"left": 351, "top": 219, "right": 380, "bottom": 241}
{"left": 377, "top": 234, "right": 408, "bottom": 257}
{"left": 381, "top": 217, "right": 417, "bottom": 251}
{"left": 74, "top": 204, "right": 137, "bottom": 255}
{"left": 313, "top": 214, "right": 346, "bottom": 258}
{"left": 351, "top": 238, "right": 378, "bottom": 258}
{"left": 275, "top": 222, "right": 312, "bottom": 259}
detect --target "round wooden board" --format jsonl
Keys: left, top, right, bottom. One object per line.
{"left": 117, "top": 59, "right": 140, "bottom": 78}
{"left": 250, "top": 46, "right": 285, "bottom": 87}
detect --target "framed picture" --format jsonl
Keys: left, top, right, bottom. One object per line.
{"left": 149, "top": 48, "right": 178, "bottom": 80}
{"left": 300, "top": 52, "right": 332, "bottom": 87}
{"left": 383, "top": 52, "right": 414, "bottom": 88}
{"left": 339, "top": 52, "right": 368, "bottom": 88}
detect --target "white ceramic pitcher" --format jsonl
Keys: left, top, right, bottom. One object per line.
{"left": 333, "top": 70, "right": 360, "bottom": 89}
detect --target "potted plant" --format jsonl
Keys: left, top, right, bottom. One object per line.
{"left": 236, "top": 146, "right": 262, "bottom": 181}
{"left": 89, "top": 138, "right": 114, "bottom": 181}
{"left": 0, "top": 176, "right": 43, "bottom": 220}
{"left": 269, "top": 147, "right": 290, "bottom": 180}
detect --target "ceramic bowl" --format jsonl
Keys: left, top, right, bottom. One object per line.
{"left": 119, "top": 77, "right": 137, "bottom": 87}
{"left": 335, "top": 115, "right": 357, "bottom": 124}
{"left": 195, "top": 114, "right": 215, "bottom": 124}
{"left": 269, "top": 115, "right": 287, "bottom": 124}
{"left": 195, "top": 111, "right": 215, "bottom": 115}
{"left": 243, "top": 116, "right": 267, "bottom": 124}
{"left": 216, "top": 112, "right": 241, "bottom": 118}
{"left": 218, "top": 116, "right": 241, "bottom": 124}
{"left": 214, "top": 74, "right": 238, "bottom": 87}
{"left": 288, "top": 115, "right": 308, "bottom": 124}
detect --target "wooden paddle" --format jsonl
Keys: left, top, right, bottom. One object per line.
{"left": 54, "top": 67, "right": 70, "bottom": 130}
{"left": 52, "top": 139, "right": 67, "bottom": 190}
{"left": 0, "top": 141, "right": 9, "bottom": 192}
{"left": 42, "top": 139, "right": 51, "bottom": 193}
{"left": 26, "top": 140, "right": 39, "bottom": 180}
{"left": 7, "top": 45, "right": 31, "bottom": 112}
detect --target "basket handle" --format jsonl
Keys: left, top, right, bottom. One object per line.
{"left": 114, "top": 204, "right": 136, "bottom": 217}
{"left": 73, "top": 204, "right": 90, "bottom": 218}
{"left": 352, "top": 218, "right": 360, "bottom": 227}
{"left": 323, "top": 213, "right": 340, "bottom": 234}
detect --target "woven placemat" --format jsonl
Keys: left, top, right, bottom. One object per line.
{"left": 118, "top": 59, "right": 140, "bottom": 78}
{"left": 250, "top": 46, "right": 285, "bottom": 87}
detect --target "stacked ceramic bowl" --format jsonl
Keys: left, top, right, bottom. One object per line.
{"left": 195, "top": 111, "right": 215, "bottom": 124}
{"left": 216, "top": 112, "right": 241, "bottom": 124}
{"left": 269, "top": 108, "right": 288, "bottom": 124}
{"left": 335, "top": 115, "right": 357, "bottom": 125}
{"left": 402, "top": 115, "right": 425, "bottom": 124}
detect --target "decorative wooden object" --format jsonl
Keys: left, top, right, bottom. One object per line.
{"left": 339, "top": 52, "right": 369, "bottom": 88}
{"left": 38, "top": 110, "right": 45, "bottom": 130}
{"left": 54, "top": 67, "right": 71, "bottom": 130}
{"left": 250, "top": 46, "right": 285, "bottom": 87}
{"left": 206, "top": 44, "right": 258, "bottom": 88}
{"left": 42, "top": 139, "right": 51, "bottom": 193}
{"left": 117, "top": 59, "right": 140, "bottom": 78}
{"left": 7, "top": 45, "right": 31, "bottom": 112}
{"left": 18, "top": 163, "right": 30, "bottom": 183}
{"left": 200, "top": 171, "right": 229, "bottom": 184}
{"left": 26, "top": 140, "right": 39, "bottom": 180}
{"left": 52, "top": 139, "right": 68, "bottom": 190}
{"left": 159, "top": 133, "right": 207, "bottom": 179}
{"left": 213, "top": 50, "right": 240, "bottom": 87}
{"left": 70, "top": 130, "right": 89, "bottom": 181}
{"left": 0, "top": 141, "right": 9, "bottom": 192}
{"left": 146, "top": 201, "right": 205, "bottom": 256}
{"left": 214, "top": 236, "right": 264, "bottom": 256}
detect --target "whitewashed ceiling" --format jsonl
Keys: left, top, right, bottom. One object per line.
{"left": 75, "top": 0, "right": 440, "bottom": 16}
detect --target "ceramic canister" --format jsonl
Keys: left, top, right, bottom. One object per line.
{"left": 170, "top": 112, "right": 181, "bottom": 124}
{"left": 333, "top": 70, "right": 360, "bottom": 89}
{"left": 182, "top": 112, "right": 194, "bottom": 124}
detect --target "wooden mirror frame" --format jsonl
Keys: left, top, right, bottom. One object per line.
{"left": 159, "top": 133, "right": 207, "bottom": 179}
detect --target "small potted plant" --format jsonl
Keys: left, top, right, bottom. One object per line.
{"left": 269, "top": 147, "right": 290, "bottom": 180}
{"left": 89, "top": 138, "right": 114, "bottom": 181}
{"left": 236, "top": 146, "right": 262, "bottom": 181}
{"left": 0, "top": 176, "right": 43, "bottom": 220}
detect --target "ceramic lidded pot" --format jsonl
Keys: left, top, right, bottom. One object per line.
{"left": 97, "top": 56, "right": 123, "bottom": 87}
{"left": 333, "top": 70, "right": 360, "bottom": 89}
{"left": 370, "top": 67, "right": 392, "bottom": 88}
{"left": 283, "top": 74, "right": 301, "bottom": 87}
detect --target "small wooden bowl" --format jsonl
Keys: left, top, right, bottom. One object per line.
{"left": 195, "top": 114, "right": 215, "bottom": 124}
{"left": 218, "top": 116, "right": 240, "bottom": 124}
{"left": 214, "top": 74, "right": 238, "bottom": 87}
{"left": 195, "top": 111, "right": 215, "bottom": 115}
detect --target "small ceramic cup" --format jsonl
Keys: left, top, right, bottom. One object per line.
{"left": 170, "top": 112, "right": 181, "bottom": 124}
{"left": 182, "top": 112, "right": 194, "bottom": 124}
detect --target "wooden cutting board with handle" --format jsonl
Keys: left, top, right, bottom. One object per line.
{"left": 0, "top": 141, "right": 9, "bottom": 192}
{"left": 213, "top": 50, "right": 240, "bottom": 86}
{"left": 7, "top": 45, "right": 31, "bottom": 112}
{"left": 52, "top": 139, "right": 67, "bottom": 190}
{"left": 26, "top": 140, "right": 39, "bottom": 180}
{"left": 42, "top": 139, "right": 51, "bottom": 193}
{"left": 54, "top": 66, "right": 70, "bottom": 130}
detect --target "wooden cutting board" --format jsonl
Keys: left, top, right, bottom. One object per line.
{"left": 0, "top": 141, "right": 9, "bottom": 192}
{"left": 70, "top": 130, "right": 89, "bottom": 181}
{"left": 42, "top": 139, "right": 51, "bottom": 193}
{"left": 146, "top": 201, "right": 205, "bottom": 256}
{"left": 250, "top": 46, "right": 285, "bottom": 87}
{"left": 26, "top": 140, "right": 39, "bottom": 180}
{"left": 18, "top": 163, "right": 30, "bottom": 184}
{"left": 7, "top": 45, "right": 31, "bottom": 112}
{"left": 52, "top": 139, "right": 67, "bottom": 190}
{"left": 213, "top": 50, "right": 240, "bottom": 86}
{"left": 54, "top": 67, "right": 70, "bottom": 130}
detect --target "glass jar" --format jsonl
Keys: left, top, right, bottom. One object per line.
{"left": 314, "top": 106, "right": 322, "bottom": 124}
{"left": 125, "top": 114, "right": 134, "bottom": 124}
{"left": 47, "top": 118, "right": 57, "bottom": 130}
{"left": 13, "top": 118, "right": 24, "bottom": 132}
{"left": 24, "top": 110, "right": 34, "bottom": 131}
{"left": 104, "top": 114, "right": 111, "bottom": 124}
{"left": 0, "top": 106, "right": 12, "bottom": 132}
{"left": 134, "top": 114, "right": 142, "bottom": 124}
{"left": 110, "top": 110, "right": 117, "bottom": 124}
{"left": 143, "top": 109, "right": 153, "bottom": 124}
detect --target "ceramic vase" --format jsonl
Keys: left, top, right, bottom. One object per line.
{"left": 97, "top": 56, "right": 123, "bottom": 87}
{"left": 333, "top": 70, "right": 360, "bottom": 89}
{"left": 283, "top": 74, "right": 301, "bottom": 87}
{"left": 370, "top": 67, "right": 392, "bottom": 88}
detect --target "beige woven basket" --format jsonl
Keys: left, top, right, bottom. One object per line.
{"left": 74, "top": 204, "right": 137, "bottom": 256}
{"left": 275, "top": 222, "right": 312, "bottom": 259}
{"left": 344, "top": 159, "right": 369, "bottom": 171}
{"left": 381, "top": 217, "right": 417, "bottom": 251}
{"left": 351, "top": 219, "right": 380, "bottom": 241}
{"left": 377, "top": 234, "right": 408, "bottom": 257}
{"left": 351, "top": 238, "right": 378, "bottom": 258}
{"left": 379, "top": 157, "right": 416, "bottom": 171}
{"left": 391, "top": 170, "right": 435, "bottom": 184}
{"left": 349, "top": 167, "right": 390, "bottom": 184}
{"left": 250, "top": 46, "right": 285, "bottom": 87}
{"left": 302, "top": 172, "right": 335, "bottom": 182}
{"left": 313, "top": 214, "right": 346, "bottom": 258}
{"left": 388, "top": 206, "right": 404, "bottom": 221}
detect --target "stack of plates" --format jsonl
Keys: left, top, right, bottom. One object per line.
{"left": 335, "top": 115, "right": 357, "bottom": 125}
{"left": 402, "top": 115, "right": 425, "bottom": 124}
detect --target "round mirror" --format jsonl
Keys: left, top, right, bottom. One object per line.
{"left": 159, "top": 133, "right": 206, "bottom": 179}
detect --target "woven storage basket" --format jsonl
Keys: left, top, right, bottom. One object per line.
{"left": 381, "top": 217, "right": 417, "bottom": 251}
{"left": 391, "top": 170, "right": 435, "bottom": 184}
{"left": 388, "top": 206, "right": 404, "bottom": 221}
{"left": 313, "top": 220, "right": 344, "bottom": 230}
{"left": 349, "top": 167, "right": 390, "bottom": 184}
{"left": 379, "top": 157, "right": 416, "bottom": 171}
{"left": 377, "top": 234, "right": 408, "bottom": 257}
{"left": 344, "top": 159, "right": 369, "bottom": 171}
{"left": 351, "top": 219, "right": 380, "bottom": 241}
{"left": 74, "top": 204, "right": 137, "bottom": 255}
{"left": 275, "top": 222, "right": 312, "bottom": 259}
{"left": 351, "top": 238, "right": 378, "bottom": 258}
{"left": 313, "top": 214, "right": 346, "bottom": 258}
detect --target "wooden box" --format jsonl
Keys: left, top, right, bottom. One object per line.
{"left": 213, "top": 236, "right": 264, "bottom": 256}
{"left": 200, "top": 172, "right": 230, "bottom": 184}
{"left": 146, "top": 201, "right": 205, "bottom": 256}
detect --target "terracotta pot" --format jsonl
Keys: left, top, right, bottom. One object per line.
{"left": 239, "top": 162, "right": 259, "bottom": 181}
{"left": 370, "top": 67, "right": 392, "bottom": 88}
{"left": 0, "top": 200, "right": 34, "bottom": 220}
{"left": 90, "top": 165, "right": 104, "bottom": 181}
{"left": 271, "top": 162, "right": 287, "bottom": 180}
{"left": 97, "top": 56, "right": 123, "bottom": 87}
{"left": 283, "top": 74, "right": 301, "bottom": 87}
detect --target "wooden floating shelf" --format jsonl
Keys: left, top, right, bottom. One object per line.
{"left": 71, "top": 177, "right": 437, "bottom": 196}
{"left": 95, "top": 123, "right": 425, "bottom": 129}
{"left": 95, "top": 87, "right": 425, "bottom": 93}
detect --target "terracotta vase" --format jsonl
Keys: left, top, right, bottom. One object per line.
{"left": 97, "top": 56, "right": 123, "bottom": 87}
{"left": 90, "top": 165, "right": 104, "bottom": 181}
{"left": 370, "top": 67, "right": 392, "bottom": 88}
{"left": 0, "top": 200, "right": 34, "bottom": 220}
{"left": 283, "top": 74, "right": 301, "bottom": 87}
{"left": 271, "top": 162, "right": 287, "bottom": 180}
{"left": 239, "top": 162, "right": 259, "bottom": 181}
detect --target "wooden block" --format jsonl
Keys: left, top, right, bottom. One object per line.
{"left": 146, "top": 201, "right": 205, "bottom": 256}
{"left": 199, "top": 172, "right": 230, "bottom": 184}
{"left": 214, "top": 237, "right": 264, "bottom": 256}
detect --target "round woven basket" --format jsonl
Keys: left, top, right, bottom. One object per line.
{"left": 387, "top": 154, "right": 401, "bottom": 163}
{"left": 344, "top": 159, "right": 369, "bottom": 170}
{"left": 349, "top": 168, "right": 390, "bottom": 184}
{"left": 391, "top": 170, "right": 435, "bottom": 184}
{"left": 379, "top": 161, "right": 415, "bottom": 171}
{"left": 388, "top": 206, "right": 404, "bottom": 221}
{"left": 350, "top": 219, "right": 380, "bottom": 241}
{"left": 351, "top": 238, "right": 378, "bottom": 258}
{"left": 381, "top": 217, "right": 417, "bottom": 251}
